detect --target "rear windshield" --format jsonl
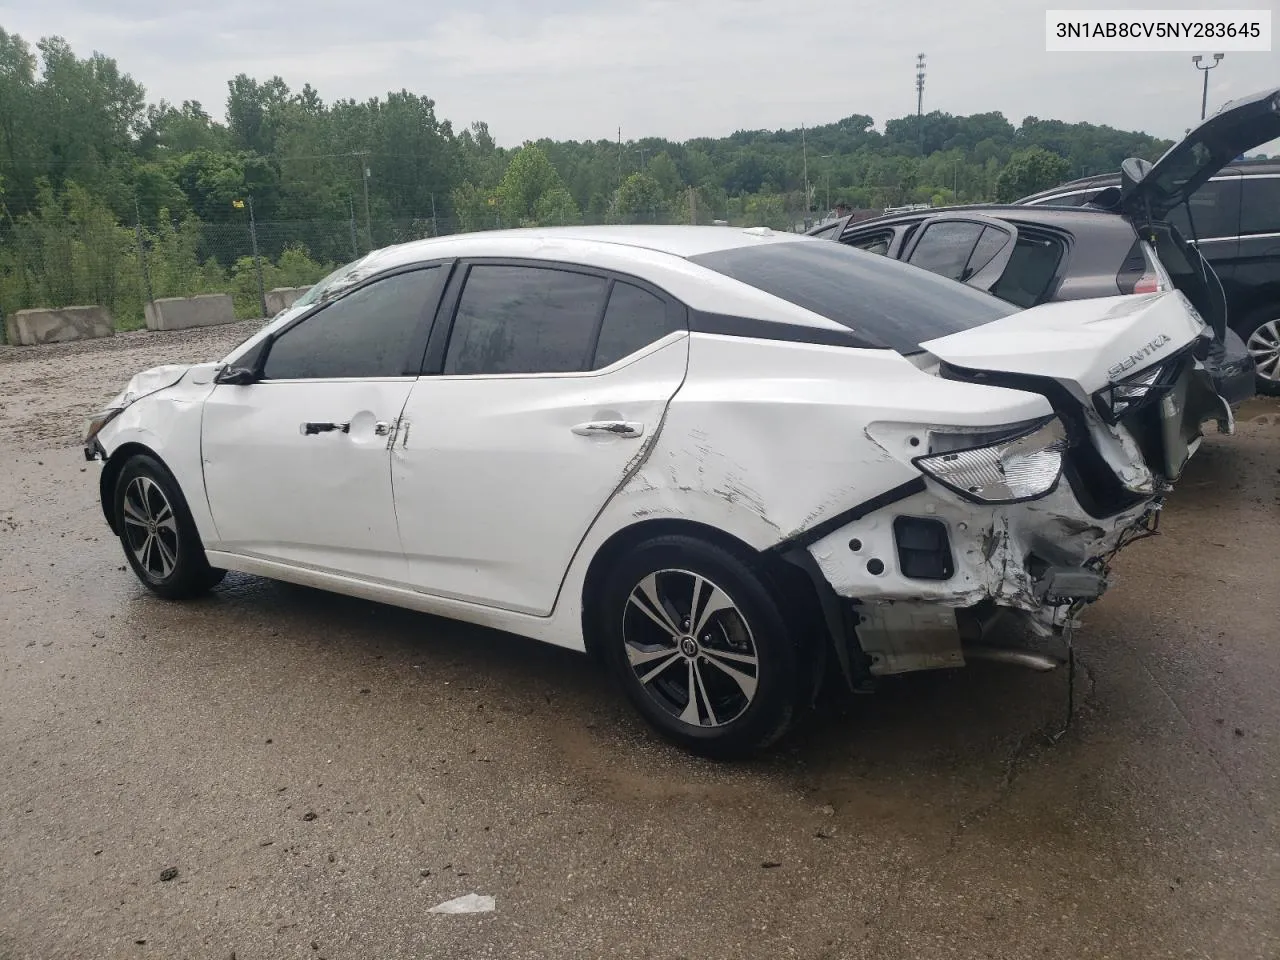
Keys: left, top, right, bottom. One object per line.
{"left": 689, "top": 239, "right": 1018, "bottom": 354}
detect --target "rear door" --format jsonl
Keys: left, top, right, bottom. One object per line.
{"left": 900, "top": 214, "right": 1019, "bottom": 292}
{"left": 1231, "top": 172, "right": 1280, "bottom": 323}
{"left": 391, "top": 261, "right": 689, "bottom": 615}
{"left": 1167, "top": 173, "right": 1243, "bottom": 279}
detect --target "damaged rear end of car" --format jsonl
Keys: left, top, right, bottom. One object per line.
{"left": 799, "top": 289, "right": 1230, "bottom": 682}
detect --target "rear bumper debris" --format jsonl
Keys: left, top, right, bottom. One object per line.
{"left": 804, "top": 477, "right": 1163, "bottom": 677}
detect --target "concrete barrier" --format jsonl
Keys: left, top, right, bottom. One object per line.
{"left": 4, "top": 306, "right": 114, "bottom": 346}
{"left": 144, "top": 294, "right": 236, "bottom": 332}
{"left": 265, "top": 286, "right": 311, "bottom": 316}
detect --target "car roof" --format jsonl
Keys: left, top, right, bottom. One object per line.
{"left": 840, "top": 204, "right": 1135, "bottom": 234}
{"left": 362, "top": 224, "right": 814, "bottom": 271}
{"left": 1016, "top": 157, "right": 1280, "bottom": 203}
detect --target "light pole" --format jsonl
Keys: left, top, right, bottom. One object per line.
{"left": 1192, "top": 53, "right": 1224, "bottom": 121}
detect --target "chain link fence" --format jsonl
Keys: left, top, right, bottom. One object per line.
{"left": 0, "top": 205, "right": 812, "bottom": 342}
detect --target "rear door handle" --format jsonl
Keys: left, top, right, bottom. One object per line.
{"left": 571, "top": 421, "right": 644, "bottom": 439}
{"left": 301, "top": 421, "right": 350, "bottom": 436}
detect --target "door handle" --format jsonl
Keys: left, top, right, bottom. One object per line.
{"left": 301, "top": 421, "right": 350, "bottom": 436}
{"left": 571, "top": 421, "right": 645, "bottom": 439}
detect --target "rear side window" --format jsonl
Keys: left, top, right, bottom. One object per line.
{"left": 1031, "top": 191, "right": 1096, "bottom": 207}
{"left": 262, "top": 267, "right": 442, "bottom": 380}
{"left": 845, "top": 230, "right": 893, "bottom": 256}
{"left": 906, "top": 221, "right": 985, "bottom": 280}
{"left": 592, "top": 282, "right": 682, "bottom": 369}
{"left": 1239, "top": 176, "right": 1280, "bottom": 235}
{"left": 808, "top": 221, "right": 843, "bottom": 240}
{"left": 444, "top": 265, "right": 609, "bottom": 375}
{"left": 989, "top": 235, "right": 1065, "bottom": 309}
{"left": 689, "top": 239, "right": 1018, "bottom": 354}
{"left": 1167, "top": 177, "right": 1242, "bottom": 239}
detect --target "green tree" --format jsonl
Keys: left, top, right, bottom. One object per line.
{"left": 611, "top": 173, "right": 665, "bottom": 223}
{"left": 645, "top": 152, "right": 683, "bottom": 198}
{"left": 994, "top": 146, "right": 1073, "bottom": 202}
{"left": 496, "top": 144, "right": 577, "bottom": 226}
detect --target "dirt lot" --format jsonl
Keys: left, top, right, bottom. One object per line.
{"left": 1, "top": 325, "right": 1278, "bottom": 960}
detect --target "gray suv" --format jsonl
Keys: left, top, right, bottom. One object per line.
{"left": 1016, "top": 160, "right": 1280, "bottom": 395}
{"left": 809, "top": 85, "right": 1280, "bottom": 401}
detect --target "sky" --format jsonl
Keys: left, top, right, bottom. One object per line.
{"left": 1, "top": 0, "right": 1277, "bottom": 150}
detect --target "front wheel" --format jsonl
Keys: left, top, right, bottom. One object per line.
{"left": 114, "top": 454, "right": 225, "bottom": 600}
{"left": 598, "top": 535, "right": 803, "bottom": 758}
{"left": 1243, "top": 313, "right": 1280, "bottom": 396}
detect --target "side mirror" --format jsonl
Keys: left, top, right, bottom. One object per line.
{"left": 213, "top": 332, "right": 275, "bottom": 385}
{"left": 214, "top": 365, "right": 259, "bottom": 385}
{"left": 1119, "top": 157, "right": 1152, "bottom": 193}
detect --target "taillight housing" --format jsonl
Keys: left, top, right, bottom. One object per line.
{"left": 1092, "top": 355, "right": 1183, "bottom": 424}
{"left": 1132, "top": 272, "right": 1162, "bottom": 294}
{"left": 1118, "top": 240, "right": 1169, "bottom": 295}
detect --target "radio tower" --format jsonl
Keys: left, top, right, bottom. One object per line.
{"left": 916, "top": 53, "right": 927, "bottom": 156}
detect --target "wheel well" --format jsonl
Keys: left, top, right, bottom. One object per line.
{"left": 99, "top": 442, "right": 167, "bottom": 535}
{"left": 579, "top": 518, "right": 826, "bottom": 664}
{"left": 1230, "top": 297, "right": 1280, "bottom": 338}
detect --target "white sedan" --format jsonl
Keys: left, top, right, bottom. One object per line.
{"left": 84, "top": 226, "right": 1230, "bottom": 755}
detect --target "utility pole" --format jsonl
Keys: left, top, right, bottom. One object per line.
{"left": 134, "top": 197, "right": 154, "bottom": 311}
{"left": 247, "top": 195, "right": 266, "bottom": 319}
{"left": 820, "top": 154, "right": 833, "bottom": 213}
{"left": 801, "top": 123, "right": 810, "bottom": 214}
{"left": 347, "top": 196, "right": 358, "bottom": 259}
{"left": 430, "top": 192, "right": 438, "bottom": 237}
{"left": 1192, "top": 53, "right": 1224, "bottom": 121}
{"left": 617, "top": 127, "right": 623, "bottom": 191}
{"left": 358, "top": 153, "right": 373, "bottom": 252}
{"left": 916, "top": 53, "right": 927, "bottom": 156}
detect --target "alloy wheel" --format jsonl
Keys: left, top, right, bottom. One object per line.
{"left": 121, "top": 475, "right": 180, "bottom": 580}
{"left": 1246, "top": 318, "right": 1280, "bottom": 385}
{"left": 622, "top": 569, "right": 760, "bottom": 728}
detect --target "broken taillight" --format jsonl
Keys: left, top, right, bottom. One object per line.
{"left": 1118, "top": 240, "right": 1170, "bottom": 295}
{"left": 1132, "top": 273, "right": 1161, "bottom": 294}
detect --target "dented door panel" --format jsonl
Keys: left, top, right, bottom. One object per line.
{"left": 390, "top": 336, "right": 689, "bottom": 616}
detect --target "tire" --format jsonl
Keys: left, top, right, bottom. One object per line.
{"left": 1240, "top": 311, "right": 1280, "bottom": 396}
{"left": 597, "top": 534, "right": 804, "bottom": 758}
{"left": 113, "top": 453, "right": 225, "bottom": 600}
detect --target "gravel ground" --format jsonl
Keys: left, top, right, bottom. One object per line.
{"left": 1, "top": 326, "right": 1277, "bottom": 960}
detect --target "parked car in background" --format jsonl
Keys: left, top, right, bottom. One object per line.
{"left": 1015, "top": 159, "right": 1280, "bottom": 395}
{"left": 810, "top": 86, "right": 1280, "bottom": 400}
{"left": 83, "top": 226, "right": 1230, "bottom": 756}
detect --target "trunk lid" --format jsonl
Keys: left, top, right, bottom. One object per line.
{"left": 919, "top": 291, "right": 1207, "bottom": 397}
{"left": 1121, "top": 86, "right": 1280, "bottom": 220}
{"left": 922, "top": 291, "right": 1232, "bottom": 502}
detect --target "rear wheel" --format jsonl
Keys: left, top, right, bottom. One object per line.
{"left": 1242, "top": 312, "right": 1280, "bottom": 396}
{"left": 114, "top": 454, "right": 225, "bottom": 600}
{"left": 598, "top": 535, "right": 803, "bottom": 758}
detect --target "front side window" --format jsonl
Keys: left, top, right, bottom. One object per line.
{"left": 906, "top": 221, "right": 985, "bottom": 280}
{"left": 262, "top": 267, "right": 443, "bottom": 380}
{"left": 1239, "top": 175, "right": 1280, "bottom": 235}
{"left": 443, "top": 265, "right": 610, "bottom": 376}
{"left": 966, "top": 226, "right": 1013, "bottom": 277}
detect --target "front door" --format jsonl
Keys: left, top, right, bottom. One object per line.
{"left": 201, "top": 265, "right": 447, "bottom": 583}
{"left": 391, "top": 262, "right": 689, "bottom": 615}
